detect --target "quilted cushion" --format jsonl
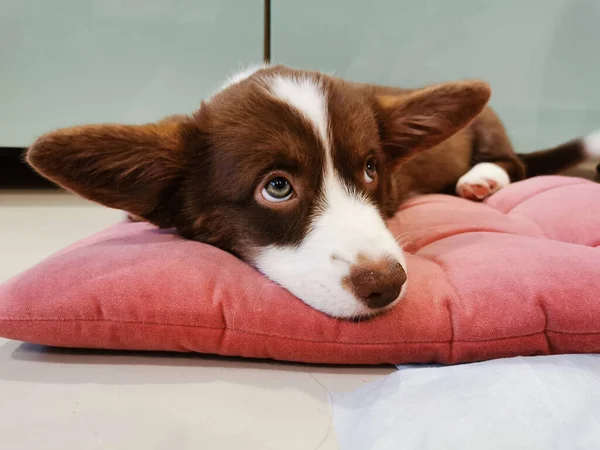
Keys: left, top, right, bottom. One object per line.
{"left": 1, "top": 176, "right": 600, "bottom": 365}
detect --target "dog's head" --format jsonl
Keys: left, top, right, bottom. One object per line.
{"left": 27, "top": 65, "right": 490, "bottom": 318}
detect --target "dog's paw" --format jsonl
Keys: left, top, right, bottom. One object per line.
{"left": 456, "top": 163, "right": 510, "bottom": 201}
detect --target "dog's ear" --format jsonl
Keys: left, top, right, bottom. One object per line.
{"left": 26, "top": 117, "right": 193, "bottom": 227}
{"left": 375, "top": 81, "right": 491, "bottom": 160}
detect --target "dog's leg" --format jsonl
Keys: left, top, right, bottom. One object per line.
{"left": 456, "top": 109, "right": 525, "bottom": 201}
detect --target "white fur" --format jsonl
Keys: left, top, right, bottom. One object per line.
{"left": 218, "top": 63, "right": 268, "bottom": 92}
{"left": 584, "top": 130, "right": 600, "bottom": 157}
{"left": 253, "top": 175, "right": 407, "bottom": 318}
{"left": 456, "top": 162, "right": 510, "bottom": 199}
{"left": 255, "top": 73, "right": 407, "bottom": 317}
{"left": 268, "top": 75, "right": 330, "bottom": 149}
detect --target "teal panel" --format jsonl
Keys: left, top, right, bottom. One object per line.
{"left": 272, "top": 0, "right": 600, "bottom": 152}
{"left": 0, "top": 0, "right": 262, "bottom": 146}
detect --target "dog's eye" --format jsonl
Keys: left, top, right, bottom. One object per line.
{"left": 364, "top": 157, "right": 377, "bottom": 183}
{"left": 262, "top": 177, "right": 293, "bottom": 202}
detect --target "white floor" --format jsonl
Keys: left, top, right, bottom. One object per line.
{"left": 0, "top": 190, "right": 393, "bottom": 450}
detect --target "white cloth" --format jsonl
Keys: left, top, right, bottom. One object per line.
{"left": 333, "top": 355, "right": 600, "bottom": 450}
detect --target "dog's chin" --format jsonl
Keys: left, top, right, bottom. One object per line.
{"left": 344, "top": 298, "right": 402, "bottom": 322}
{"left": 305, "top": 285, "right": 406, "bottom": 321}
{"left": 251, "top": 244, "right": 408, "bottom": 320}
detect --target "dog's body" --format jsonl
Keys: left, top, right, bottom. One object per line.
{"left": 26, "top": 65, "right": 600, "bottom": 318}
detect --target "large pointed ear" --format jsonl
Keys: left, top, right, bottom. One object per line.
{"left": 26, "top": 117, "right": 190, "bottom": 227}
{"left": 375, "top": 80, "right": 491, "bottom": 160}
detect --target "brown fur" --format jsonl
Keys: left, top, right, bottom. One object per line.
{"left": 26, "top": 120, "right": 187, "bottom": 227}
{"left": 25, "top": 65, "right": 584, "bottom": 264}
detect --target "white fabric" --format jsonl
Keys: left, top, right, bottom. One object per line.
{"left": 333, "top": 355, "right": 600, "bottom": 450}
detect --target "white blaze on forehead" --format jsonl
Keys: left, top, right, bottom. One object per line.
{"left": 268, "top": 74, "right": 330, "bottom": 151}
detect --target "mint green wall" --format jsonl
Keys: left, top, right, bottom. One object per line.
{"left": 0, "top": 1, "right": 262, "bottom": 147}
{"left": 4, "top": 1, "right": 599, "bottom": 151}
{"left": 272, "top": 0, "right": 600, "bottom": 152}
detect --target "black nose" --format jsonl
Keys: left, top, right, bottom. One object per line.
{"left": 347, "top": 258, "right": 407, "bottom": 309}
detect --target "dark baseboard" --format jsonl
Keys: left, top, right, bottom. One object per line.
{"left": 1, "top": 145, "right": 597, "bottom": 190}
{"left": 0, "top": 148, "right": 59, "bottom": 189}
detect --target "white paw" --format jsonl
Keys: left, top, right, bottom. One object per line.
{"left": 584, "top": 129, "right": 600, "bottom": 157}
{"left": 456, "top": 163, "right": 510, "bottom": 201}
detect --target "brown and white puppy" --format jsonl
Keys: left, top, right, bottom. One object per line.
{"left": 26, "top": 65, "right": 600, "bottom": 319}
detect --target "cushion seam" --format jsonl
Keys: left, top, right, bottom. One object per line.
{"left": 418, "top": 254, "right": 460, "bottom": 360}
{"left": 538, "top": 294, "right": 552, "bottom": 352}
{"left": 502, "top": 180, "right": 591, "bottom": 214}
{"left": 412, "top": 228, "right": 546, "bottom": 253}
{"left": 506, "top": 213, "right": 550, "bottom": 239}
{"left": 0, "top": 318, "right": 596, "bottom": 345}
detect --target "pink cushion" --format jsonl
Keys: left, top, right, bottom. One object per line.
{"left": 1, "top": 175, "right": 600, "bottom": 365}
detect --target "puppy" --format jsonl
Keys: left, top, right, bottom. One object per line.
{"left": 26, "top": 65, "right": 599, "bottom": 319}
